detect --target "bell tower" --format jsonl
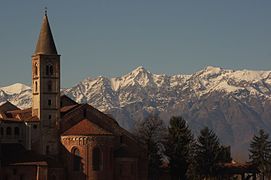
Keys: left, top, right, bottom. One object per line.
{"left": 32, "top": 11, "right": 60, "bottom": 155}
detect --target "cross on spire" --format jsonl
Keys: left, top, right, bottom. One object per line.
{"left": 45, "top": 7, "right": 48, "bottom": 16}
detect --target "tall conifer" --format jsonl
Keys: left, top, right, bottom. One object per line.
{"left": 194, "top": 127, "right": 223, "bottom": 178}
{"left": 166, "top": 116, "right": 194, "bottom": 180}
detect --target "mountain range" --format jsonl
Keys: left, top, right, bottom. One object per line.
{"left": 1, "top": 66, "right": 271, "bottom": 161}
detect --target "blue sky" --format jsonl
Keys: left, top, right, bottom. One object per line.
{"left": 0, "top": 1, "right": 271, "bottom": 87}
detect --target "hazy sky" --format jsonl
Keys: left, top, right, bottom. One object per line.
{"left": 1, "top": 1, "right": 271, "bottom": 87}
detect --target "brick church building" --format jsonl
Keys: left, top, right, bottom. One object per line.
{"left": 0, "top": 12, "right": 148, "bottom": 180}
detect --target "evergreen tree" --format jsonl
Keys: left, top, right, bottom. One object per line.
{"left": 166, "top": 116, "right": 194, "bottom": 180}
{"left": 133, "top": 114, "right": 167, "bottom": 180}
{"left": 194, "top": 127, "right": 224, "bottom": 179}
{"left": 249, "top": 129, "right": 271, "bottom": 179}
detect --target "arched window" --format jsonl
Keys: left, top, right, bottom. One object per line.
{"left": 14, "top": 127, "right": 20, "bottom": 136}
{"left": 48, "top": 80, "right": 52, "bottom": 92}
{"left": 0, "top": 127, "right": 4, "bottom": 136}
{"left": 6, "top": 127, "right": 11, "bottom": 136}
{"left": 72, "top": 147, "right": 81, "bottom": 171}
{"left": 92, "top": 147, "right": 102, "bottom": 171}
{"left": 46, "top": 64, "right": 53, "bottom": 76}
{"left": 34, "top": 63, "right": 38, "bottom": 76}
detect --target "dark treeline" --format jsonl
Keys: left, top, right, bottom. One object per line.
{"left": 133, "top": 115, "right": 271, "bottom": 180}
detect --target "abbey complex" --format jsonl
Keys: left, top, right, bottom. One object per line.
{"left": 0, "top": 13, "right": 148, "bottom": 180}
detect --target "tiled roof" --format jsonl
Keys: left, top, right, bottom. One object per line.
{"left": 1, "top": 108, "right": 39, "bottom": 122}
{"left": 0, "top": 118, "right": 25, "bottom": 123}
{"left": 62, "top": 119, "right": 113, "bottom": 136}
{"left": 25, "top": 115, "right": 39, "bottom": 122}
{"left": 60, "top": 104, "right": 80, "bottom": 116}
{"left": 0, "top": 101, "right": 20, "bottom": 112}
{"left": 60, "top": 95, "right": 78, "bottom": 107}
{"left": 6, "top": 108, "right": 32, "bottom": 119}
{"left": 60, "top": 104, "right": 119, "bottom": 135}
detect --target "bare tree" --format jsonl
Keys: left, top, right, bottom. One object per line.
{"left": 133, "top": 114, "right": 167, "bottom": 180}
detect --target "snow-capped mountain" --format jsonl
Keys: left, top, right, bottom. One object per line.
{"left": 1, "top": 83, "right": 31, "bottom": 95}
{"left": 0, "top": 83, "right": 32, "bottom": 109}
{"left": 1, "top": 66, "right": 271, "bottom": 160}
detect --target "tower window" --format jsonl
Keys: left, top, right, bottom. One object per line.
{"left": 14, "top": 127, "right": 20, "bottom": 136}
{"left": 49, "top": 115, "right": 52, "bottom": 119}
{"left": 48, "top": 81, "right": 52, "bottom": 92}
{"left": 48, "top": 99, "right": 52, "bottom": 106}
{"left": 34, "top": 63, "right": 38, "bottom": 75}
{"left": 46, "top": 64, "right": 53, "bottom": 76}
{"left": 35, "top": 81, "right": 38, "bottom": 92}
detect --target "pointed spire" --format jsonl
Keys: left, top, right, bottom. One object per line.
{"left": 34, "top": 11, "right": 58, "bottom": 55}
